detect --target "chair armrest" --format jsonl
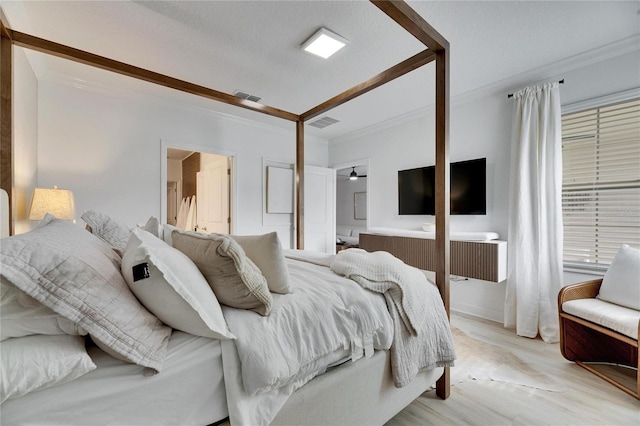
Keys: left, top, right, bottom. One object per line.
{"left": 558, "top": 278, "right": 603, "bottom": 308}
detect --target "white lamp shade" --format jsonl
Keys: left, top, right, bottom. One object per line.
{"left": 28, "top": 187, "right": 76, "bottom": 221}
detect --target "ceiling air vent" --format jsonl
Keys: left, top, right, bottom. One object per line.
{"left": 233, "top": 90, "right": 261, "bottom": 103}
{"left": 308, "top": 116, "right": 340, "bottom": 129}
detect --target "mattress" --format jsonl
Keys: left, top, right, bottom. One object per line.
{"left": 1, "top": 331, "right": 227, "bottom": 426}
{"left": 272, "top": 350, "right": 443, "bottom": 426}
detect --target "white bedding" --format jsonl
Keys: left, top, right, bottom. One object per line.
{"left": 1, "top": 332, "right": 228, "bottom": 426}
{"left": 222, "top": 251, "right": 455, "bottom": 425}
{"left": 337, "top": 234, "right": 359, "bottom": 245}
{"left": 330, "top": 249, "right": 456, "bottom": 387}
{"left": 222, "top": 253, "right": 394, "bottom": 425}
{"left": 2, "top": 246, "right": 450, "bottom": 426}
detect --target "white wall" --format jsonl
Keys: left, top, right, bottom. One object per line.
{"left": 13, "top": 48, "right": 38, "bottom": 235}
{"left": 166, "top": 158, "right": 181, "bottom": 183}
{"left": 36, "top": 81, "right": 328, "bottom": 245}
{"left": 329, "top": 46, "right": 640, "bottom": 323}
{"left": 336, "top": 176, "right": 367, "bottom": 228}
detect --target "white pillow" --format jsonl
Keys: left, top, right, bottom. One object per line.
{"left": 81, "top": 211, "right": 131, "bottom": 253}
{"left": 0, "top": 334, "right": 96, "bottom": 403}
{"left": 598, "top": 244, "right": 640, "bottom": 310}
{"left": 142, "top": 216, "right": 161, "bottom": 238}
{"left": 121, "top": 228, "right": 235, "bottom": 339}
{"left": 161, "top": 223, "right": 180, "bottom": 245}
{"left": 231, "top": 232, "right": 292, "bottom": 294}
{"left": 0, "top": 216, "right": 171, "bottom": 373}
{"left": 1, "top": 278, "right": 86, "bottom": 341}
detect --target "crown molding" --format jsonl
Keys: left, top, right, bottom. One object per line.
{"left": 469, "top": 34, "right": 640, "bottom": 106}
{"left": 330, "top": 104, "right": 434, "bottom": 146}
{"left": 330, "top": 34, "right": 640, "bottom": 145}
{"left": 562, "top": 87, "right": 640, "bottom": 115}
{"left": 39, "top": 71, "right": 330, "bottom": 145}
{"left": 31, "top": 32, "right": 639, "bottom": 148}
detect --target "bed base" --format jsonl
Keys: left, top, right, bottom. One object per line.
{"left": 271, "top": 350, "right": 443, "bottom": 426}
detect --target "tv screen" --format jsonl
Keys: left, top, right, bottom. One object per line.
{"left": 398, "top": 158, "right": 486, "bottom": 215}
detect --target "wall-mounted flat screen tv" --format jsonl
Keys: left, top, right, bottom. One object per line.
{"left": 398, "top": 157, "right": 486, "bottom": 215}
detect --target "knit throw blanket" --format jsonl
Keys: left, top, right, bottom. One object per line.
{"left": 330, "top": 249, "right": 456, "bottom": 387}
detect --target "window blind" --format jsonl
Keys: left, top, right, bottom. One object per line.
{"left": 562, "top": 98, "right": 640, "bottom": 271}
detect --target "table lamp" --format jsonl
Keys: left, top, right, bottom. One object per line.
{"left": 28, "top": 186, "right": 76, "bottom": 221}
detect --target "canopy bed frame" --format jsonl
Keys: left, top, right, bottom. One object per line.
{"left": 0, "top": 0, "right": 451, "bottom": 399}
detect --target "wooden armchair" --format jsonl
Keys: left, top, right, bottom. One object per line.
{"left": 558, "top": 278, "right": 639, "bottom": 399}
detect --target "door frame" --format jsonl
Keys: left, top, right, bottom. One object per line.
{"left": 332, "top": 158, "right": 370, "bottom": 230}
{"left": 160, "top": 139, "right": 237, "bottom": 233}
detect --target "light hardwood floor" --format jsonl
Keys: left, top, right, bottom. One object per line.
{"left": 386, "top": 312, "right": 639, "bottom": 425}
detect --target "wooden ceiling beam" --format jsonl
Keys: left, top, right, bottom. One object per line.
{"left": 9, "top": 29, "right": 300, "bottom": 122}
{"left": 371, "top": 0, "right": 449, "bottom": 52}
{"left": 301, "top": 49, "right": 436, "bottom": 122}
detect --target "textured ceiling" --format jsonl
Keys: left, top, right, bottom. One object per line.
{"left": 3, "top": 1, "right": 639, "bottom": 140}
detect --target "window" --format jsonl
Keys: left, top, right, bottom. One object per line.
{"left": 562, "top": 97, "right": 640, "bottom": 271}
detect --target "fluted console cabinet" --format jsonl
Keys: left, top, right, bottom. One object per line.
{"left": 359, "top": 233, "right": 507, "bottom": 282}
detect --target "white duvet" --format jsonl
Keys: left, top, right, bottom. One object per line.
{"left": 220, "top": 250, "right": 454, "bottom": 425}
{"left": 221, "top": 254, "right": 394, "bottom": 397}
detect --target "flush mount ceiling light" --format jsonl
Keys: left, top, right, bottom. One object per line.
{"left": 301, "top": 28, "right": 348, "bottom": 59}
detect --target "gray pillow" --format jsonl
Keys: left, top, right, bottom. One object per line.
{"left": 81, "top": 211, "right": 131, "bottom": 253}
{"left": 0, "top": 215, "right": 171, "bottom": 373}
{"left": 172, "top": 230, "right": 272, "bottom": 316}
{"left": 231, "top": 232, "right": 292, "bottom": 294}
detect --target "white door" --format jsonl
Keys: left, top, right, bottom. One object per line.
{"left": 197, "top": 154, "right": 230, "bottom": 234}
{"left": 304, "top": 166, "right": 336, "bottom": 253}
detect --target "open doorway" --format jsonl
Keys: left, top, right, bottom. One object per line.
{"left": 333, "top": 160, "right": 369, "bottom": 250}
{"left": 162, "top": 143, "right": 236, "bottom": 234}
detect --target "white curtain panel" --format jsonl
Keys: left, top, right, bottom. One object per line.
{"left": 176, "top": 197, "right": 189, "bottom": 230}
{"left": 504, "top": 82, "right": 563, "bottom": 343}
{"left": 185, "top": 196, "right": 197, "bottom": 232}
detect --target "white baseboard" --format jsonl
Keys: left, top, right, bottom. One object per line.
{"left": 451, "top": 304, "right": 504, "bottom": 324}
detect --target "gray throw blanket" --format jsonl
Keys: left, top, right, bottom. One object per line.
{"left": 330, "top": 249, "right": 456, "bottom": 387}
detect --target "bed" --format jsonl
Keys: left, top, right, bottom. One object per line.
{"left": 0, "top": 1, "right": 453, "bottom": 424}
{"left": 336, "top": 226, "right": 366, "bottom": 247}
{"left": 1, "top": 215, "right": 454, "bottom": 425}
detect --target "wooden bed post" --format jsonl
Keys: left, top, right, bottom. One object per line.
{"left": 295, "top": 120, "right": 304, "bottom": 250}
{"left": 0, "top": 17, "right": 12, "bottom": 236}
{"left": 371, "top": 0, "right": 451, "bottom": 400}
{"left": 434, "top": 47, "right": 451, "bottom": 400}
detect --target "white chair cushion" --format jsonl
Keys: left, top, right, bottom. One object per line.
{"left": 598, "top": 244, "right": 640, "bottom": 310}
{"left": 562, "top": 298, "right": 639, "bottom": 340}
